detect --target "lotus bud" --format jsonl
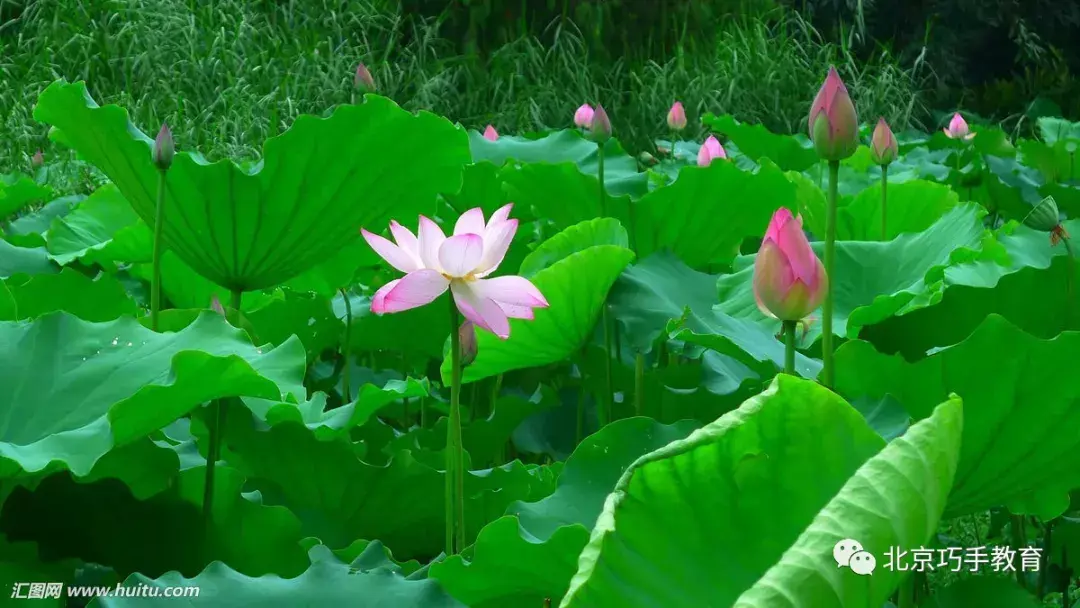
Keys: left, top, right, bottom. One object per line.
{"left": 210, "top": 294, "right": 226, "bottom": 317}
{"left": 667, "top": 101, "right": 687, "bottom": 131}
{"left": 589, "top": 105, "right": 611, "bottom": 144}
{"left": 483, "top": 125, "right": 499, "bottom": 142}
{"left": 697, "top": 135, "right": 727, "bottom": 167}
{"left": 152, "top": 123, "right": 174, "bottom": 171}
{"left": 638, "top": 151, "right": 658, "bottom": 166}
{"left": 459, "top": 320, "right": 477, "bottom": 366}
{"left": 808, "top": 66, "right": 859, "bottom": 161}
{"left": 870, "top": 118, "right": 898, "bottom": 166}
{"left": 753, "top": 208, "right": 828, "bottom": 322}
{"left": 354, "top": 63, "right": 375, "bottom": 93}
{"left": 943, "top": 112, "right": 976, "bottom": 141}
{"left": 574, "top": 104, "right": 595, "bottom": 128}
{"left": 31, "top": 150, "right": 43, "bottom": 169}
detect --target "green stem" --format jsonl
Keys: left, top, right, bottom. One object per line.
{"left": 1064, "top": 236, "right": 1074, "bottom": 330}
{"left": 600, "top": 308, "right": 613, "bottom": 427}
{"left": 340, "top": 288, "right": 352, "bottom": 403}
{"left": 880, "top": 164, "right": 889, "bottom": 241}
{"left": 897, "top": 574, "right": 915, "bottom": 608}
{"left": 150, "top": 169, "right": 167, "bottom": 331}
{"left": 202, "top": 398, "right": 227, "bottom": 547}
{"left": 1037, "top": 519, "right": 1053, "bottom": 599}
{"left": 598, "top": 144, "right": 607, "bottom": 217}
{"left": 634, "top": 352, "right": 645, "bottom": 416}
{"left": 822, "top": 160, "right": 839, "bottom": 388}
{"left": 1010, "top": 514, "right": 1028, "bottom": 589}
{"left": 229, "top": 289, "right": 242, "bottom": 329}
{"left": 445, "top": 298, "right": 465, "bottom": 555}
{"left": 782, "top": 320, "right": 797, "bottom": 375}
{"left": 576, "top": 356, "right": 587, "bottom": 446}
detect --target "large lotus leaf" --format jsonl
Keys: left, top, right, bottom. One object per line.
{"left": 244, "top": 289, "right": 342, "bottom": 359}
{"left": 94, "top": 544, "right": 463, "bottom": 607}
{"left": 4, "top": 195, "right": 81, "bottom": 248}
{"left": 835, "top": 314, "right": 1080, "bottom": 518}
{"left": 0, "top": 173, "right": 51, "bottom": 219}
{"left": 560, "top": 375, "right": 925, "bottom": 607}
{"left": 0, "top": 238, "right": 56, "bottom": 278}
{"left": 519, "top": 218, "right": 628, "bottom": 278}
{"left": 341, "top": 291, "right": 450, "bottom": 360}
{"left": 469, "top": 129, "right": 648, "bottom": 199}
{"left": 702, "top": 114, "right": 819, "bottom": 171}
{"left": 0, "top": 312, "right": 305, "bottom": 478}
{"left": 834, "top": 179, "right": 961, "bottom": 241}
{"left": 1037, "top": 116, "right": 1080, "bottom": 146}
{"left": 443, "top": 162, "right": 512, "bottom": 219}
{"left": 441, "top": 245, "right": 635, "bottom": 384}
{"left": 45, "top": 184, "right": 152, "bottom": 267}
{"left": 1019, "top": 139, "right": 1077, "bottom": 183}
{"left": 501, "top": 163, "right": 635, "bottom": 233}
{"left": 705, "top": 203, "right": 987, "bottom": 347}
{"left": 632, "top": 159, "right": 796, "bottom": 268}
{"left": 984, "top": 155, "right": 1044, "bottom": 219}
{"left": 34, "top": 81, "right": 471, "bottom": 291}
{"left": 0, "top": 268, "right": 137, "bottom": 321}
{"left": 731, "top": 396, "right": 961, "bottom": 607}
{"left": 211, "top": 401, "right": 556, "bottom": 561}
{"left": 429, "top": 417, "right": 700, "bottom": 608}
{"left": 608, "top": 251, "right": 821, "bottom": 378}
{"left": 861, "top": 219, "right": 1080, "bottom": 358}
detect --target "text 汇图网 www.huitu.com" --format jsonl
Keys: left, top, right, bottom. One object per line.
{"left": 11, "top": 581, "right": 200, "bottom": 600}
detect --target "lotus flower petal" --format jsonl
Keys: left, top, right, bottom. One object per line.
{"left": 417, "top": 215, "right": 447, "bottom": 271}
{"left": 452, "top": 281, "right": 511, "bottom": 339}
{"left": 373, "top": 269, "right": 449, "bottom": 314}
{"left": 361, "top": 228, "right": 421, "bottom": 273}
{"left": 439, "top": 233, "right": 484, "bottom": 277}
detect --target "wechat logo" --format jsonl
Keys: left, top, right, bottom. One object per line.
{"left": 834, "top": 539, "right": 876, "bottom": 575}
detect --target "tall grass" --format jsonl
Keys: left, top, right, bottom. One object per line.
{"left": 0, "top": 0, "right": 929, "bottom": 170}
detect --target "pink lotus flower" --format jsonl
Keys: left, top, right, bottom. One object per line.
{"left": 697, "top": 135, "right": 727, "bottom": 166}
{"left": 667, "top": 101, "right": 687, "bottom": 131}
{"left": 753, "top": 208, "right": 828, "bottom": 322}
{"left": 870, "top": 118, "right": 898, "bottom": 165}
{"left": 354, "top": 63, "right": 375, "bottom": 93}
{"left": 483, "top": 125, "right": 499, "bottom": 141}
{"left": 574, "top": 104, "right": 595, "bottom": 128}
{"left": 361, "top": 204, "right": 549, "bottom": 339}
{"left": 943, "top": 112, "right": 976, "bottom": 141}
{"left": 808, "top": 66, "right": 859, "bottom": 161}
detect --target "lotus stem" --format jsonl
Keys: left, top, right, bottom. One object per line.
{"left": 340, "top": 287, "right": 352, "bottom": 403}
{"left": 601, "top": 307, "right": 614, "bottom": 427}
{"left": 634, "top": 352, "right": 645, "bottom": 416}
{"left": 598, "top": 144, "right": 607, "bottom": 217}
{"left": 822, "top": 160, "right": 839, "bottom": 388}
{"left": 150, "top": 169, "right": 167, "bottom": 331}
{"left": 576, "top": 354, "right": 587, "bottom": 446}
{"left": 880, "top": 164, "right": 889, "bottom": 241}
{"left": 1010, "top": 514, "right": 1028, "bottom": 589}
{"left": 783, "top": 320, "right": 797, "bottom": 375}
{"left": 202, "top": 398, "right": 225, "bottom": 547}
{"left": 446, "top": 297, "right": 466, "bottom": 555}
{"left": 1064, "top": 236, "right": 1074, "bottom": 330}
{"left": 1037, "top": 519, "right": 1053, "bottom": 599}
{"left": 229, "top": 289, "right": 242, "bottom": 327}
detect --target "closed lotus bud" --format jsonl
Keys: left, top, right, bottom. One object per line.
{"left": 870, "top": 118, "right": 898, "bottom": 166}
{"left": 589, "top": 105, "right": 611, "bottom": 144}
{"left": 459, "top": 320, "right": 477, "bottom": 366}
{"left": 574, "top": 104, "right": 595, "bottom": 128}
{"left": 354, "top": 63, "right": 375, "bottom": 93}
{"left": 638, "top": 151, "right": 658, "bottom": 165}
{"left": 1024, "top": 196, "right": 1063, "bottom": 233}
{"left": 31, "top": 149, "right": 43, "bottom": 169}
{"left": 753, "top": 208, "right": 828, "bottom": 322}
{"left": 483, "top": 125, "right": 498, "bottom": 142}
{"left": 210, "top": 294, "right": 226, "bottom": 317}
{"left": 153, "top": 123, "right": 174, "bottom": 171}
{"left": 697, "top": 135, "right": 727, "bottom": 167}
{"left": 667, "top": 101, "right": 687, "bottom": 131}
{"left": 943, "top": 112, "right": 976, "bottom": 141}
{"left": 808, "top": 66, "right": 859, "bottom": 161}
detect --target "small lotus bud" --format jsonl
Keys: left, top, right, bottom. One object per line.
{"left": 354, "top": 63, "right": 375, "bottom": 93}
{"left": 153, "top": 123, "right": 174, "bottom": 171}
{"left": 459, "top": 320, "right": 477, "bottom": 366}
{"left": 31, "top": 150, "right": 43, "bottom": 169}
{"left": 589, "top": 105, "right": 611, "bottom": 144}
{"left": 573, "top": 104, "right": 595, "bottom": 128}
{"left": 210, "top": 294, "right": 226, "bottom": 317}
{"left": 483, "top": 125, "right": 498, "bottom": 142}
{"left": 667, "top": 101, "right": 687, "bottom": 131}
{"left": 870, "top": 118, "right": 898, "bottom": 166}
{"left": 943, "top": 112, "right": 976, "bottom": 141}
{"left": 808, "top": 66, "right": 859, "bottom": 161}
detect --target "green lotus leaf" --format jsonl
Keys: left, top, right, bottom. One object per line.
{"left": 502, "top": 163, "right": 635, "bottom": 233}
{"left": 835, "top": 179, "right": 961, "bottom": 241}
{"left": 0, "top": 312, "right": 305, "bottom": 478}
{"left": 836, "top": 314, "right": 1080, "bottom": 518}
{"left": 442, "top": 245, "right": 635, "bottom": 384}
{"left": 45, "top": 184, "right": 152, "bottom": 267}
{"left": 519, "top": 218, "right": 628, "bottom": 278}
{"left": 34, "top": 81, "right": 471, "bottom": 291}
{"left": 0, "top": 173, "right": 52, "bottom": 219}
{"left": 0, "top": 238, "right": 56, "bottom": 279}
{"left": 702, "top": 114, "right": 819, "bottom": 171}
{"left": 1037, "top": 116, "right": 1080, "bottom": 146}
{"left": 0, "top": 268, "right": 137, "bottom": 322}
{"left": 4, "top": 195, "right": 81, "bottom": 248}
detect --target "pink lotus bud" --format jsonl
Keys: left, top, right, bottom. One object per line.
{"left": 574, "top": 104, "right": 595, "bottom": 128}
{"left": 667, "top": 101, "right": 687, "bottom": 131}
{"left": 31, "top": 150, "right": 43, "bottom": 169}
{"left": 210, "top": 294, "right": 226, "bottom": 317}
{"left": 870, "top": 118, "right": 898, "bottom": 166}
{"left": 459, "top": 320, "right": 477, "bottom": 366}
{"left": 943, "top": 112, "right": 976, "bottom": 141}
{"left": 152, "top": 123, "right": 174, "bottom": 171}
{"left": 483, "top": 125, "right": 499, "bottom": 141}
{"left": 589, "top": 105, "right": 612, "bottom": 144}
{"left": 354, "top": 63, "right": 375, "bottom": 93}
{"left": 697, "top": 135, "right": 727, "bottom": 167}
{"left": 753, "top": 208, "right": 828, "bottom": 322}
{"left": 808, "top": 66, "right": 859, "bottom": 161}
